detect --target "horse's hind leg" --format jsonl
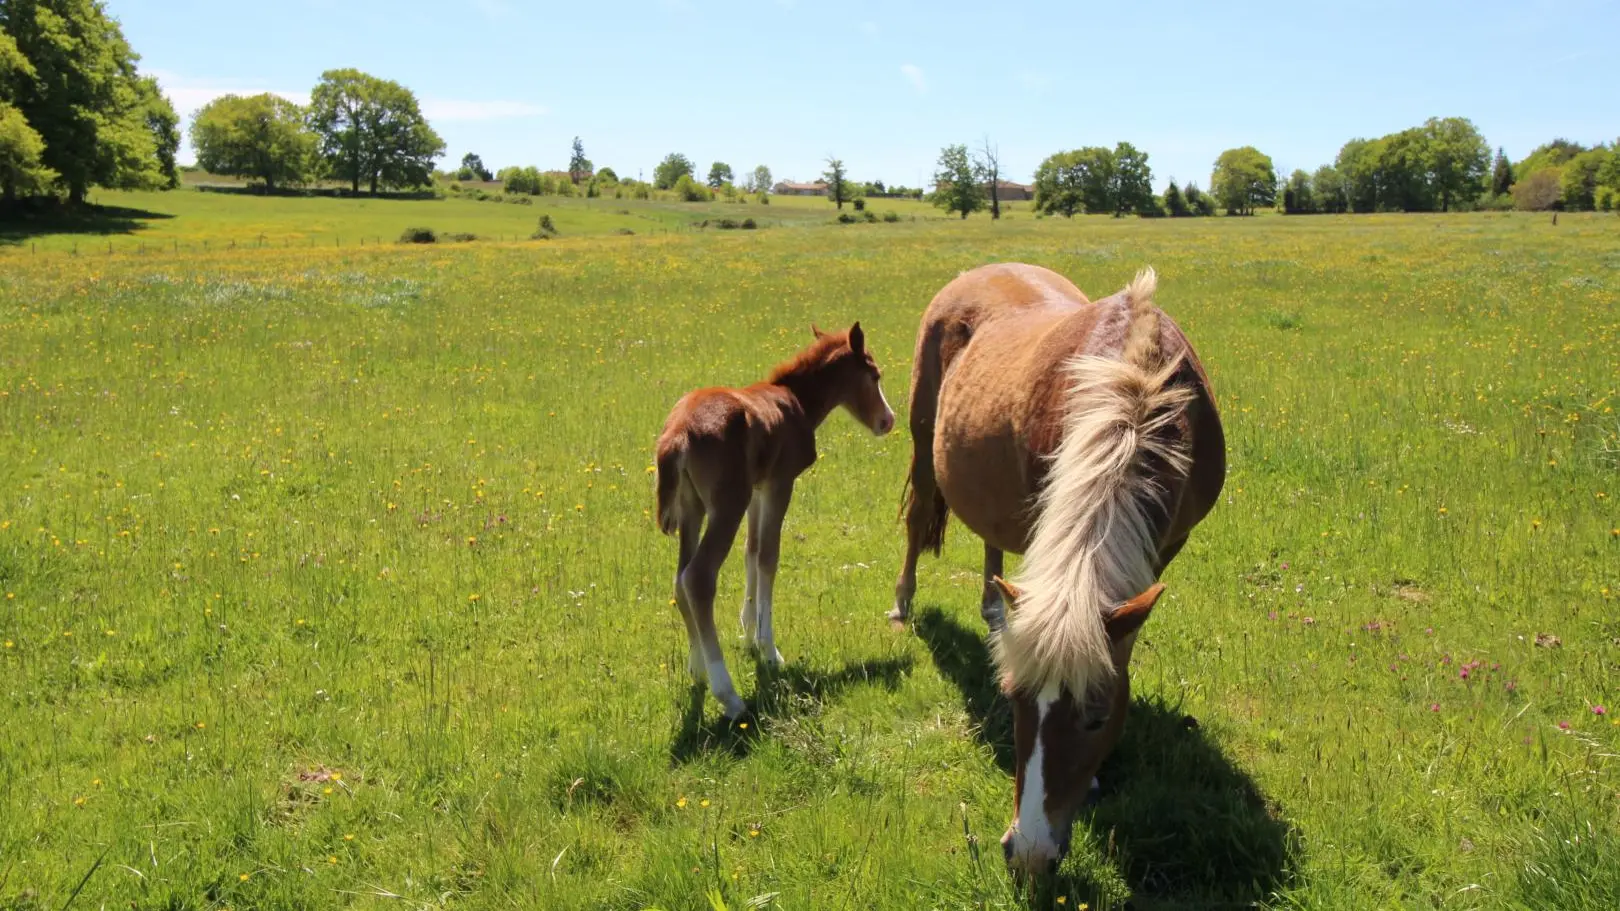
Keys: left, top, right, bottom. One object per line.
{"left": 673, "top": 494, "right": 706, "bottom": 682}
{"left": 680, "top": 490, "right": 750, "bottom": 719}
{"left": 739, "top": 493, "right": 761, "bottom": 641}
{"left": 891, "top": 322, "right": 950, "bottom": 625}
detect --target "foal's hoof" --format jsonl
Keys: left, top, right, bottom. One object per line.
{"left": 720, "top": 694, "right": 748, "bottom": 721}
{"left": 885, "top": 606, "right": 909, "bottom": 631}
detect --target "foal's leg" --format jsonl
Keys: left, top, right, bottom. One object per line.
{"left": 674, "top": 510, "right": 706, "bottom": 681}
{"left": 680, "top": 492, "right": 750, "bottom": 719}
{"left": 749, "top": 480, "right": 794, "bottom": 667}
{"left": 980, "top": 543, "right": 1007, "bottom": 631}
{"left": 739, "top": 493, "right": 762, "bottom": 641}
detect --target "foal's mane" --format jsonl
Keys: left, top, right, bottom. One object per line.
{"left": 993, "top": 270, "right": 1193, "bottom": 699}
{"left": 766, "top": 330, "right": 848, "bottom": 384}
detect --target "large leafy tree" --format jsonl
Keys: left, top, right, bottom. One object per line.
{"left": 457, "top": 152, "right": 491, "bottom": 182}
{"left": 2, "top": 0, "right": 174, "bottom": 202}
{"left": 1422, "top": 116, "right": 1488, "bottom": 211}
{"left": 1, "top": 27, "right": 56, "bottom": 201}
{"left": 748, "top": 164, "right": 771, "bottom": 194}
{"left": 1210, "top": 146, "right": 1277, "bottom": 215}
{"left": 1070, "top": 146, "right": 1116, "bottom": 213}
{"left": 1559, "top": 148, "right": 1611, "bottom": 211}
{"left": 652, "top": 152, "right": 693, "bottom": 189}
{"left": 1033, "top": 150, "right": 1083, "bottom": 217}
{"left": 1110, "top": 141, "right": 1154, "bottom": 216}
{"left": 190, "top": 93, "right": 315, "bottom": 191}
{"left": 706, "top": 161, "right": 732, "bottom": 188}
{"left": 309, "top": 69, "right": 444, "bottom": 195}
{"left": 930, "top": 143, "right": 983, "bottom": 219}
{"left": 1313, "top": 165, "right": 1347, "bottom": 214}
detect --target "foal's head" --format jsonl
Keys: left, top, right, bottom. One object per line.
{"left": 993, "top": 577, "right": 1165, "bottom": 874}
{"left": 805, "top": 322, "right": 895, "bottom": 436}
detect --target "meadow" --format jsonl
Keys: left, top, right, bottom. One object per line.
{"left": 0, "top": 202, "right": 1616, "bottom": 910}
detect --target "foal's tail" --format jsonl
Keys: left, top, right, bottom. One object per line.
{"left": 654, "top": 440, "right": 685, "bottom": 536}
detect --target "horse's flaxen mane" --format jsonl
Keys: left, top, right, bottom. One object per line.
{"left": 767, "top": 330, "right": 848, "bottom": 384}
{"left": 992, "top": 268, "right": 1193, "bottom": 699}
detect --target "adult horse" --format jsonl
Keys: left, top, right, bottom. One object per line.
{"left": 890, "top": 264, "right": 1225, "bottom": 872}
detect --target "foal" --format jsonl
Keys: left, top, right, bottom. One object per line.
{"left": 655, "top": 324, "right": 895, "bottom": 718}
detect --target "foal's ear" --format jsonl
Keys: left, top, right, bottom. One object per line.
{"left": 991, "top": 575, "right": 1023, "bottom": 609}
{"left": 848, "top": 322, "right": 865, "bottom": 354}
{"left": 811, "top": 323, "right": 826, "bottom": 339}
{"left": 1105, "top": 582, "right": 1164, "bottom": 642}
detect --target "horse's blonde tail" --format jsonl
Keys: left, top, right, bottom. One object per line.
{"left": 993, "top": 268, "right": 1192, "bottom": 698}
{"left": 654, "top": 440, "right": 685, "bottom": 536}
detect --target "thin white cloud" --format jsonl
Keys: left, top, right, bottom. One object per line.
{"left": 421, "top": 98, "right": 548, "bottom": 122}
{"left": 147, "top": 68, "right": 304, "bottom": 118}
{"left": 900, "top": 64, "right": 926, "bottom": 95}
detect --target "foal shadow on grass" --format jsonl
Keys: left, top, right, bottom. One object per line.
{"left": 668, "top": 653, "right": 913, "bottom": 766}
{"left": 915, "top": 607, "right": 1298, "bottom": 909}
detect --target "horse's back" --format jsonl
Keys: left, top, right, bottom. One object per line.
{"left": 926, "top": 266, "right": 1224, "bottom": 560}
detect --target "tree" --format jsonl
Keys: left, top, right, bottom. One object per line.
{"left": 980, "top": 135, "right": 1001, "bottom": 219}
{"left": 1490, "top": 146, "right": 1513, "bottom": 197}
{"left": 1070, "top": 146, "right": 1116, "bottom": 213}
{"left": 1313, "top": 165, "right": 1347, "bottom": 214}
{"left": 823, "top": 155, "right": 849, "bottom": 209}
{"left": 595, "top": 166, "right": 618, "bottom": 184}
{"left": 653, "top": 152, "right": 693, "bottom": 189}
{"left": 1422, "top": 117, "right": 1488, "bottom": 211}
{"left": 1559, "top": 148, "right": 1611, "bottom": 211}
{"left": 931, "top": 143, "right": 984, "bottom": 219}
{"left": 1162, "top": 180, "right": 1188, "bottom": 217}
{"left": 137, "top": 76, "right": 179, "bottom": 189}
{"left": 1110, "top": 141, "right": 1154, "bottom": 216}
{"left": 1183, "top": 181, "right": 1216, "bottom": 216}
{"left": 2, "top": 0, "right": 173, "bottom": 201}
{"left": 1283, "top": 170, "right": 1315, "bottom": 214}
{"left": 458, "top": 152, "right": 492, "bottom": 182}
{"left": 748, "top": 164, "right": 772, "bottom": 194}
{"left": 568, "top": 136, "right": 590, "bottom": 184}
{"left": 707, "top": 161, "right": 732, "bottom": 188}
{"left": 1210, "top": 146, "right": 1276, "bottom": 215}
{"left": 309, "top": 69, "right": 444, "bottom": 194}
{"left": 1512, "top": 168, "right": 1563, "bottom": 211}
{"left": 190, "top": 93, "right": 315, "bottom": 191}
{"left": 1516, "top": 139, "right": 1585, "bottom": 181}
{"left": 0, "top": 101, "right": 55, "bottom": 201}
{"left": 1033, "top": 150, "right": 1083, "bottom": 217}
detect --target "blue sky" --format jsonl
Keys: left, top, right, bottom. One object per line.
{"left": 118, "top": 0, "right": 1615, "bottom": 191}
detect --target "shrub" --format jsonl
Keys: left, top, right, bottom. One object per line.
{"left": 853, "top": 198, "right": 866, "bottom": 211}
{"left": 836, "top": 212, "right": 858, "bottom": 224}
{"left": 715, "top": 218, "right": 740, "bottom": 230}
{"left": 398, "top": 227, "right": 437, "bottom": 244}
{"left": 862, "top": 210, "right": 877, "bottom": 222}
{"left": 532, "top": 215, "right": 558, "bottom": 239}
{"left": 757, "top": 194, "right": 769, "bottom": 205}
{"left": 444, "top": 232, "right": 477, "bottom": 243}
{"left": 616, "top": 228, "right": 636, "bottom": 235}
{"left": 882, "top": 211, "right": 901, "bottom": 223}
{"left": 673, "top": 174, "right": 711, "bottom": 202}
{"left": 741, "top": 218, "right": 757, "bottom": 229}
{"left": 1513, "top": 168, "right": 1563, "bottom": 211}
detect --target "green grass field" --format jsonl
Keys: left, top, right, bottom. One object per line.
{"left": 1, "top": 206, "right": 1616, "bottom": 910}
{"left": 0, "top": 185, "right": 971, "bottom": 255}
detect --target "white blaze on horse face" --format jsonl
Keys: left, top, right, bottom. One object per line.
{"left": 1005, "top": 682, "right": 1063, "bottom": 870}
{"left": 871, "top": 383, "right": 895, "bottom": 436}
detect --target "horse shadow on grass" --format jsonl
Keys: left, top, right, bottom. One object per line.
{"left": 915, "top": 607, "right": 1298, "bottom": 910}
{"left": 668, "top": 653, "right": 913, "bottom": 766}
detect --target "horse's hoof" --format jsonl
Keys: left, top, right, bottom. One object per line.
{"left": 720, "top": 695, "right": 748, "bottom": 720}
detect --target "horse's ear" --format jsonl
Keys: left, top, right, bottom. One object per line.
{"left": 811, "top": 323, "right": 826, "bottom": 339}
{"left": 848, "top": 322, "right": 865, "bottom": 354}
{"left": 991, "top": 575, "right": 1023, "bottom": 610}
{"left": 1105, "top": 582, "right": 1164, "bottom": 642}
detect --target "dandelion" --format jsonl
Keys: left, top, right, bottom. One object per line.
{"left": 676, "top": 796, "right": 687, "bottom": 808}
{"left": 195, "top": 722, "right": 206, "bottom": 729}
{"left": 748, "top": 824, "right": 761, "bottom": 838}
{"left": 468, "top": 593, "right": 481, "bottom": 603}
{"left": 73, "top": 796, "right": 86, "bottom": 807}
{"left": 239, "top": 873, "right": 250, "bottom": 882}
{"left": 323, "top": 787, "right": 334, "bottom": 795}
{"left": 3, "top": 640, "right": 12, "bottom": 649}
{"left": 295, "top": 618, "right": 305, "bottom": 626}
{"left": 344, "top": 833, "right": 354, "bottom": 841}
{"left": 738, "top": 722, "right": 749, "bottom": 730}
{"left": 1531, "top": 518, "right": 1543, "bottom": 530}
{"left": 1437, "top": 507, "right": 1448, "bottom": 516}
{"left": 328, "top": 856, "right": 338, "bottom": 865}
{"left": 700, "top": 798, "right": 711, "bottom": 808}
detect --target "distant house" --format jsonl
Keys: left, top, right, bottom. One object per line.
{"left": 773, "top": 181, "right": 828, "bottom": 196}
{"left": 987, "top": 180, "right": 1034, "bottom": 201}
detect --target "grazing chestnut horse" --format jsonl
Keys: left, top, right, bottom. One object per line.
{"left": 891, "top": 264, "right": 1225, "bottom": 872}
{"left": 656, "top": 324, "right": 895, "bottom": 719}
